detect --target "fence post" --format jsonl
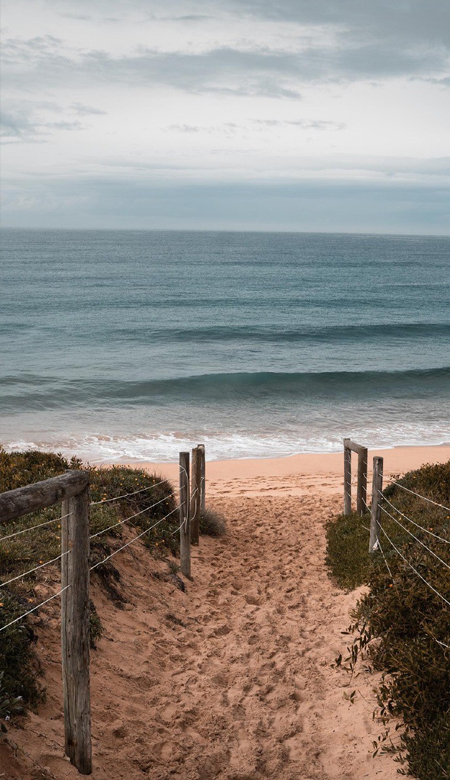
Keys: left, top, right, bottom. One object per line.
{"left": 369, "top": 456, "right": 383, "bottom": 553}
{"left": 179, "top": 452, "right": 191, "bottom": 577}
{"left": 190, "top": 446, "right": 201, "bottom": 545}
{"left": 61, "top": 477, "right": 92, "bottom": 775}
{"left": 357, "top": 447, "right": 368, "bottom": 516}
{"left": 198, "top": 444, "right": 206, "bottom": 512}
{"left": 343, "top": 438, "right": 352, "bottom": 515}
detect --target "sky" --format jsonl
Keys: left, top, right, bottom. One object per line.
{"left": 1, "top": 0, "right": 450, "bottom": 233}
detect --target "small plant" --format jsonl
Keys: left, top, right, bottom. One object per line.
{"left": 89, "top": 601, "right": 103, "bottom": 649}
{"left": 199, "top": 508, "right": 226, "bottom": 537}
{"left": 167, "top": 560, "right": 180, "bottom": 575}
{"left": 0, "top": 671, "right": 24, "bottom": 733}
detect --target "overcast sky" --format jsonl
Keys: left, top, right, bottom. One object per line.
{"left": 1, "top": 0, "right": 450, "bottom": 233}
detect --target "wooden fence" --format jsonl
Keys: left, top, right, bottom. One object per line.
{"left": 0, "top": 444, "right": 206, "bottom": 775}
{"left": 343, "top": 438, "right": 368, "bottom": 517}
{"left": 343, "top": 438, "right": 383, "bottom": 554}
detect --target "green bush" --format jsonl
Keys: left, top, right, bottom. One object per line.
{"left": 326, "top": 460, "right": 450, "bottom": 779}
{"left": 0, "top": 449, "right": 179, "bottom": 721}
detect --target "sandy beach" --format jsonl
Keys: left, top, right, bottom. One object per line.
{"left": 3, "top": 444, "right": 448, "bottom": 778}
{"left": 136, "top": 444, "right": 450, "bottom": 498}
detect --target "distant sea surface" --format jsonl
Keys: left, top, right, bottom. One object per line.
{"left": 1, "top": 229, "right": 449, "bottom": 462}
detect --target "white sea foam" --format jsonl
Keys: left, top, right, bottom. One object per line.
{"left": 3, "top": 423, "right": 449, "bottom": 463}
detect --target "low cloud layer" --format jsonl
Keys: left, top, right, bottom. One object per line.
{"left": 3, "top": 31, "right": 449, "bottom": 98}
{"left": 1, "top": 0, "right": 449, "bottom": 232}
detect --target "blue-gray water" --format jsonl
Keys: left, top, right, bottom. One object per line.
{"left": 1, "top": 229, "right": 449, "bottom": 461}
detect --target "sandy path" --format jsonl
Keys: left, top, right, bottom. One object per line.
{"left": 2, "top": 486, "right": 398, "bottom": 779}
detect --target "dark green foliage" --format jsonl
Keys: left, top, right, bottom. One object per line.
{"left": 0, "top": 671, "right": 24, "bottom": 734}
{"left": 0, "top": 590, "right": 43, "bottom": 710}
{"left": 325, "top": 511, "right": 371, "bottom": 590}
{"left": 326, "top": 459, "right": 450, "bottom": 779}
{"left": 402, "top": 714, "right": 450, "bottom": 779}
{"left": 199, "top": 508, "right": 226, "bottom": 537}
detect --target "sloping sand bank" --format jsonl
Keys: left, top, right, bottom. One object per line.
{"left": 4, "top": 447, "right": 447, "bottom": 778}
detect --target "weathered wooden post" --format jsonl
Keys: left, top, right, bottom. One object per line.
{"left": 190, "top": 446, "right": 201, "bottom": 545}
{"left": 357, "top": 446, "right": 368, "bottom": 516}
{"left": 179, "top": 452, "right": 191, "bottom": 577}
{"left": 198, "top": 444, "right": 206, "bottom": 512}
{"left": 369, "top": 456, "right": 383, "bottom": 553}
{"left": 61, "top": 474, "right": 92, "bottom": 775}
{"left": 343, "top": 438, "right": 352, "bottom": 515}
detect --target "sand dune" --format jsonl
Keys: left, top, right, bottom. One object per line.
{"left": 0, "top": 450, "right": 424, "bottom": 779}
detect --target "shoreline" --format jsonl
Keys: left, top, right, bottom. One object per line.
{"left": 127, "top": 444, "right": 450, "bottom": 497}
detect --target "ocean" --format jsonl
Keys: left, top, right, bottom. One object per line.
{"left": 1, "top": 229, "right": 449, "bottom": 462}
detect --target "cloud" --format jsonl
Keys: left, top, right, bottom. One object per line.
{"left": 211, "top": 0, "right": 450, "bottom": 48}
{"left": 1, "top": 0, "right": 449, "bottom": 233}
{"left": 90, "top": 152, "right": 450, "bottom": 181}
{"left": 0, "top": 109, "right": 37, "bottom": 140}
{"left": 38, "top": 0, "right": 450, "bottom": 55}
{"left": 2, "top": 26, "right": 449, "bottom": 100}
{"left": 71, "top": 102, "right": 107, "bottom": 115}
{"left": 1, "top": 39, "right": 304, "bottom": 97}
{"left": 169, "top": 124, "right": 202, "bottom": 132}
{"left": 254, "top": 119, "right": 346, "bottom": 130}
{"left": 58, "top": 12, "right": 94, "bottom": 21}
{"left": 167, "top": 122, "right": 240, "bottom": 134}
{"left": 0, "top": 101, "right": 86, "bottom": 142}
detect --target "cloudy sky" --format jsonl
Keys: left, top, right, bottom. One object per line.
{"left": 1, "top": 0, "right": 450, "bottom": 233}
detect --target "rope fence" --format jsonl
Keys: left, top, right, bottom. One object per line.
{"left": 0, "top": 443, "right": 207, "bottom": 775}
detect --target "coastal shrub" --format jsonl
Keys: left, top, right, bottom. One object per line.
{"left": 326, "top": 460, "right": 450, "bottom": 779}
{"left": 0, "top": 449, "right": 179, "bottom": 722}
{"left": 199, "top": 507, "right": 226, "bottom": 537}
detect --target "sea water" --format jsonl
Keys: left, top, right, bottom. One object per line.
{"left": 1, "top": 229, "right": 449, "bottom": 461}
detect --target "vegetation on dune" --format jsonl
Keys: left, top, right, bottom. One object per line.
{"left": 0, "top": 448, "right": 181, "bottom": 726}
{"left": 325, "top": 511, "right": 372, "bottom": 590}
{"left": 199, "top": 507, "right": 226, "bottom": 537}
{"left": 326, "top": 460, "right": 450, "bottom": 779}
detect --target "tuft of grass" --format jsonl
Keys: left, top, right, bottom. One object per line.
{"left": 326, "top": 459, "right": 450, "bottom": 779}
{"left": 199, "top": 508, "right": 226, "bottom": 537}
